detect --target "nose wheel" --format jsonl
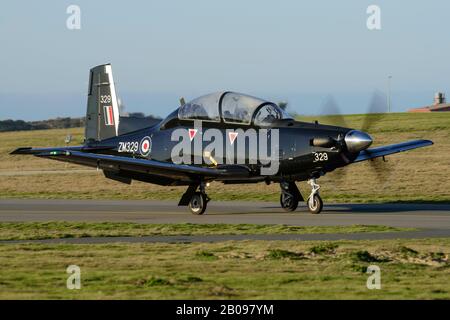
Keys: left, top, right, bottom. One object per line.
{"left": 307, "top": 194, "right": 323, "bottom": 214}
{"left": 307, "top": 179, "right": 323, "bottom": 214}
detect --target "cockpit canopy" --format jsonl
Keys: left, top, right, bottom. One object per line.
{"left": 178, "top": 91, "right": 292, "bottom": 126}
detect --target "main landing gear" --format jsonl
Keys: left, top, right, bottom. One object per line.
{"left": 189, "top": 192, "right": 208, "bottom": 215}
{"left": 280, "top": 181, "right": 303, "bottom": 212}
{"left": 179, "top": 179, "right": 324, "bottom": 215}
{"left": 279, "top": 179, "right": 323, "bottom": 214}
{"left": 179, "top": 183, "right": 210, "bottom": 215}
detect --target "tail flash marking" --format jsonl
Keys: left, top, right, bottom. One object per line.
{"left": 103, "top": 106, "right": 115, "bottom": 126}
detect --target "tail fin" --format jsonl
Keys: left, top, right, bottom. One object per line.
{"left": 85, "top": 64, "right": 120, "bottom": 142}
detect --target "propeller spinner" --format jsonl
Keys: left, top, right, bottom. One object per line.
{"left": 344, "top": 130, "right": 373, "bottom": 153}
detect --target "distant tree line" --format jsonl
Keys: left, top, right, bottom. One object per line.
{"left": 0, "top": 117, "right": 85, "bottom": 132}
{"left": 0, "top": 113, "right": 160, "bottom": 132}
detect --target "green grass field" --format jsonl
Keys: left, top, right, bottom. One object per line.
{"left": 1, "top": 112, "right": 449, "bottom": 203}
{"left": 0, "top": 222, "right": 412, "bottom": 241}
{"left": 0, "top": 239, "right": 448, "bottom": 299}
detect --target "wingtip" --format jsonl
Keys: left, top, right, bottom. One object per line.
{"left": 421, "top": 139, "right": 434, "bottom": 146}
{"left": 10, "top": 147, "right": 32, "bottom": 155}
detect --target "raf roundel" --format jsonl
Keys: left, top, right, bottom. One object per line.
{"left": 139, "top": 136, "right": 152, "bottom": 156}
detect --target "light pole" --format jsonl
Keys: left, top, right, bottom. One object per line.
{"left": 387, "top": 75, "right": 392, "bottom": 113}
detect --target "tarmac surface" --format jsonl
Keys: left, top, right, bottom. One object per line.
{"left": 1, "top": 199, "right": 449, "bottom": 243}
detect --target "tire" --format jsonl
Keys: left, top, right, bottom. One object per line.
{"left": 307, "top": 194, "right": 323, "bottom": 214}
{"left": 189, "top": 192, "right": 207, "bottom": 215}
{"left": 280, "top": 192, "right": 299, "bottom": 212}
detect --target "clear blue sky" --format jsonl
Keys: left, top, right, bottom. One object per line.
{"left": 1, "top": 0, "right": 449, "bottom": 120}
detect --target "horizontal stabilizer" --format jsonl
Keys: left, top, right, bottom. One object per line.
{"left": 10, "top": 145, "right": 114, "bottom": 155}
{"left": 10, "top": 147, "right": 34, "bottom": 155}
{"left": 118, "top": 116, "right": 161, "bottom": 135}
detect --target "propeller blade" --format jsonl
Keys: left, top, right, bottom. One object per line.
{"left": 319, "top": 95, "right": 348, "bottom": 128}
{"left": 360, "top": 90, "right": 391, "bottom": 182}
{"left": 361, "top": 90, "right": 388, "bottom": 133}
{"left": 368, "top": 156, "right": 392, "bottom": 183}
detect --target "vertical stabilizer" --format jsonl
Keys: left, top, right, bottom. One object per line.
{"left": 85, "top": 64, "right": 120, "bottom": 142}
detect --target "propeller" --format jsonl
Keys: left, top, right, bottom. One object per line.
{"left": 361, "top": 90, "right": 387, "bottom": 133}
{"left": 320, "top": 95, "right": 348, "bottom": 128}
{"left": 309, "top": 96, "right": 348, "bottom": 150}
{"left": 316, "top": 91, "right": 391, "bottom": 182}
{"left": 359, "top": 91, "right": 392, "bottom": 181}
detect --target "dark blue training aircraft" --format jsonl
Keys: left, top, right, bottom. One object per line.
{"left": 11, "top": 64, "right": 433, "bottom": 214}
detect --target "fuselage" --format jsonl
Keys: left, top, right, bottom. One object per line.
{"left": 87, "top": 112, "right": 355, "bottom": 184}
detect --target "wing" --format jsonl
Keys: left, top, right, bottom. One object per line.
{"left": 10, "top": 147, "right": 250, "bottom": 182}
{"left": 354, "top": 139, "right": 433, "bottom": 163}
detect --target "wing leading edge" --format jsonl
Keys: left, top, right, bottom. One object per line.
{"left": 10, "top": 147, "right": 250, "bottom": 181}
{"left": 354, "top": 139, "right": 433, "bottom": 163}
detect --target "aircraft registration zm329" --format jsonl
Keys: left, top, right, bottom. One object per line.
{"left": 11, "top": 64, "right": 433, "bottom": 214}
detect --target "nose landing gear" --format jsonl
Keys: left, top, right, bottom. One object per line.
{"left": 307, "top": 178, "right": 323, "bottom": 214}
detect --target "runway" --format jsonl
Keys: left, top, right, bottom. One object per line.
{"left": 1, "top": 199, "right": 449, "bottom": 243}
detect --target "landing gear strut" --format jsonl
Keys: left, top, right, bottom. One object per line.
{"left": 307, "top": 178, "right": 323, "bottom": 214}
{"left": 280, "top": 181, "right": 303, "bottom": 212}
{"left": 179, "top": 183, "right": 210, "bottom": 215}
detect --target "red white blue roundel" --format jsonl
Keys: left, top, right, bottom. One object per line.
{"left": 139, "top": 136, "right": 152, "bottom": 156}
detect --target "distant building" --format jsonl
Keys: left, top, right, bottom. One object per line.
{"left": 408, "top": 92, "right": 450, "bottom": 112}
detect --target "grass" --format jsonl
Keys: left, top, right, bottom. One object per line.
{"left": 267, "top": 249, "right": 304, "bottom": 260}
{"left": 0, "top": 238, "right": 448, "bottom": 299}
{"left": 309, "top": 243, "right": 339, "bottom": 255}
{"left": 351, "top": 250, "right": 390, "bottom": 263}
{"left": 0, "top": 222, "right": 412, "bottom": 241}
{"left": 0, "top": 112, "right": 450, "bottom": 203}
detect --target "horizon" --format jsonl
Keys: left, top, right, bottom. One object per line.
{"left": 0, "top": 89, "right": 439, "bottom": 121}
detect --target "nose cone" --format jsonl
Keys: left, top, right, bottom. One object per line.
{"left": 344, "top": 130, "right": 373, "bottom": 152}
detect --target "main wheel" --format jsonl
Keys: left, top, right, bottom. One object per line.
{"left": 189, "top": 192, "right": 207, "bottom": 215}
{"left": 280, "top": 192, "right": 299, "bottom": 212}
{"left": 307, "top": 194, "right": 323, "bottom": 214}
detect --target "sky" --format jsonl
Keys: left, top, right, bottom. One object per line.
{"left": 0, "top": 0, "right": 449, "bottom": 120}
